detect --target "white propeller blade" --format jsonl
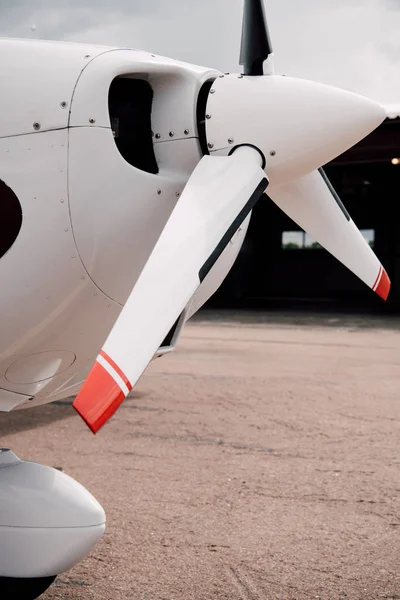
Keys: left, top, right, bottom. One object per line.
{"left": 73, "top": 147, "right": 267, "bottom": 433}
{"left": 267, "top": 169, "right": 390, "bottom": 299}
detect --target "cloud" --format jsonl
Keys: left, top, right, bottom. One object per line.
{"left": 0, "top": 0, "right": 399, "bottom": 103}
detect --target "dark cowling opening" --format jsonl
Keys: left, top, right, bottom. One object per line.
{"left": 108, "top": 77, "right": 159, "bottom": 174}
{"left": 0, "top": 179, "right": 23, "bottom": 260}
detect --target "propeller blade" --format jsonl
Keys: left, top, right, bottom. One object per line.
{"left": 73, "top": 147, "right": 268, "bottom": 433}
{"left": 267, "top": 169, "right": 390, "bottom": 300}
{"left": 240, "top": 0, "right": 273, "bottom": 76}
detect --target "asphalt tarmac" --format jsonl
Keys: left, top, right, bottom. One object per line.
{"left": 2, "top": 311, "right": 400, "bottom": 600}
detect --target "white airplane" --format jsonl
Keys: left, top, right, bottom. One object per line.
{"left": 0, "top": 1, "right": 390, "bottom": 598}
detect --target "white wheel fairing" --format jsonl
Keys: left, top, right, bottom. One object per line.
{"left": 0, "top": 451, "right": 105, "bottom": 578}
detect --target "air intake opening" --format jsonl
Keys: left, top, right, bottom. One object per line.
{"left": 0, "top": 179, "right": 23, "bottom": 260}
{"left": 196, "top": 78, "right": 215, "bottom": 156}
{"left": 108, "top": 77, "right": 159, "bottom": 174}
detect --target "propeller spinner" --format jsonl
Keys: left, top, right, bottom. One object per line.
{"left": 73, "top": 0, "right": 389, "bottom": 433}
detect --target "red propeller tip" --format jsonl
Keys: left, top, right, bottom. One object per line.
{"left": 73, "top": 354, "right": 131, "bottom": 434}
{"left": 373, "top": 267, "right": 390, "bottom": 301}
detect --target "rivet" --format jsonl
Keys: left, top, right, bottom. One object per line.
{"left": 238, "top": 74, "right": 244, "bottom": 79}
{"left": 270, "top": 150, "right": 276, "bottom": 156}
{"left": 184, "top": 129, "right": 189, "bottom": 135}
{"left": 71, "top": 255, "right": 75, "bottom": 258}
{"left": 157, "top": 189, "right": 162, "bottom": 195}
{"left": 169, "top": 131, "right": 174, "bottom": 137}
{"left": 50, "top": 144, "right": 54, "bottom": 148}
{"left": 81, "top": 276, "right": 85, "bottom": 280}
{"left": 210, "top": 89, "right": 215, "bottom": 94}
{"left": 60, "top": 101, "right": 68, "bottom": 109}
{"left": 89, "top": 118, "right": 95, "bottom": 124}
{"left": 33, "top": 122, "right": 41, "bottom": 130}
{"left": 175, "top": 192, "right": 180, "bottom": 198}
{"left": 94, "top": 293, "right": 98, "bottom": 296}
{"left": 228, "top": 137, "right": 234, "bottom": 144}
{"left": 84, "top": 54, "right": 91, "bottom": 58}
{"left": 206, "top": 114, "right": 211, "bottom": 120}
{"left": 208, "top": 142, "right": 214, "bottom": 149}
{"left": 108, "top": 304, "right": 112, "bottom": 308}
{"left": 219, "top": 74, "right": 224, "bottom": 78}
{"left": 64, "top": 228, "right": 68, "bottom": 232}
{"left": 155, "top": 133, "right": 161, "bottom": 139}
{"left": 6, "top": 149, "right": 9, "bottom": 153}
{"left": 60, "top": 199, "right": 65, "bottom": 203}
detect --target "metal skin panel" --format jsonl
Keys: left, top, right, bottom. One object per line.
{"left": 0, "top": 129, "right": 121, "bottom": 407}
{"left": 69, "top": 48, "right": 219, "bottom": 141}
{"left": 67, "top": 51, "right": 219, "bottom": 305}
{"left": 68, "top": 128, "right": 203, "bottom": 305}
{"left": 205, "top": 74, "right": 387, "bottom": 187}
{"left": 0, "top": 389, "right": 31, "bottom": 412}
{"left": 0, "top": 38, "right": 112, "bottom": 138}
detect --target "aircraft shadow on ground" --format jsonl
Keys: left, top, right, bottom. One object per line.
{"left": 0, "top": 391, "right": 146, "bottom": 437}
{"left": 0, "top": 400, "right": 76, "bottom": 436}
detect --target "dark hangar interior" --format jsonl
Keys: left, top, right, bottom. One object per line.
{"left": 206, "top": 112, "right": 400, "bottom": 313}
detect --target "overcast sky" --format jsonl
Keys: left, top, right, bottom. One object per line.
{"left": 0, "top": 0, "right": 399, "bottom": 105}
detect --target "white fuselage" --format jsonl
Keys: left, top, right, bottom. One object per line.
{"left": 0, "top": 39, "right": 247, "bottom": 411}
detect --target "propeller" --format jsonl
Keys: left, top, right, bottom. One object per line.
{"left": 73, "top": 147, "right": 267, "bottom": 433}
{"left": 74, "top": 0, "right": 389, "bottom": 433}
{"left": 267, "top": 169, "right": 390, "bottom": 300}
{"left": 240, "top": 0, "right": 273, "bottom": 75}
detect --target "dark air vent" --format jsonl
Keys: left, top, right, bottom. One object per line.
{"left": 0, "top": 179, "right": 23, "bottom": 259}
{"left": 108, "top": 77, "right": 159, "bottom": 174}
{"left": 196, "top": 79, "right": 215, "bottom": 156}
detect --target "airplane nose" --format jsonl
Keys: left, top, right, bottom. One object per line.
{"left": 204, "top": 74, "right": 386, "bottom": 186}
